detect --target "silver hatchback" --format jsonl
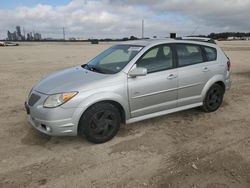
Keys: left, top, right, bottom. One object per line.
{"left": 25, "top": 38, "right": 231, "bottom": 143}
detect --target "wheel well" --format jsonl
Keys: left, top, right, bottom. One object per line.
{"left": 105, "top": 100, "right": 126, "bottom": 124}
{"left": 215, "top": 81, "right": 225, "bottom": 93}
{"left": 80, "top": 100, "right": 126, "bottom": 124}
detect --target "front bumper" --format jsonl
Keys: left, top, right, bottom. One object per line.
{"left": 26, "top": 111, "right": 78, "bottom": 136}
{"left": 25, "top": 91, "right": 81, "bottom": 136}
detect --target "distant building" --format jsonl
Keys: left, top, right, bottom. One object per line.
{"left": 27, "top": 32, "right": 33, "bottom": 41}
{"left": 76, "top": 37, "right": 86, "bottom": 40}
{"left": 34, "top": 33, "right": 42, "bottom": 40}
{"left": 227, "top": 36, "right": 250, "bottom": 40}
{"left": 16, "top": 26, "right": 22, "bottom": 40}
{"left": 69, "top": 37, "right": 76, "bottom": 41}
{"left": 7, "top": 31, "right": 17, "bottom": 41}
{"left": 7, "top": 26, "right": 42, "bottom": 41}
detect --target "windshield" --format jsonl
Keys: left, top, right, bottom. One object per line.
{"left": 82, "top": 45, "right": 143, "bottom": 74}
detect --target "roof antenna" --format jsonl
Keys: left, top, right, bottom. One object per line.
{"left": 190, "top": 25, "right": 200, "bottom": 36}
{"left": 142, "top": 19, "right": 144, "bottom": 39}
{"left": 63, "top": 27, "right": 65, "bottom": 41}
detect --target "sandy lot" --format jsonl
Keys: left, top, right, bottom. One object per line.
{"left": 0, "top": 41, "right": 250, "bottom": 188}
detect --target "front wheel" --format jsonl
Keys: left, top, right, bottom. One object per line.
{"left": 202, "top": 84, "right": 224, "bottom": 112}
{"left": 78, "top": 103, "right": 121, "bottom": 144}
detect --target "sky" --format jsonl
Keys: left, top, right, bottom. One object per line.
{"left": 0, "top": 0, "right": 249, "bottom": 39}
{"left": 0, "top": 0, "right": 70, "bottom": 9}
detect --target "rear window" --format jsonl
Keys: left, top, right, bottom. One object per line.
{"left": 204, "top": 46, "right": 217, "bottom": 61}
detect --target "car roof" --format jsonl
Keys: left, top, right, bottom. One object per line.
{"left": 120, "top": 38, "right": 217, "bottom": 48}
{"left": 120, "top": 39, "right": 173, "bottom": 46}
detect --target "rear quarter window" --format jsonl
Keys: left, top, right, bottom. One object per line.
{"left": 204, "top": 46, "right": 217, "bottom": 61}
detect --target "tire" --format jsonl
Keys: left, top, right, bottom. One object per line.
{"left": 202, "top": 84, "right": 224, "bottom": 112}
{"left": 78, "top": 102, "right": 121, "bottom": 144}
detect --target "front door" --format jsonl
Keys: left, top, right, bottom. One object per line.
{"left": 128, "top": 44, "right": 178, "bottom": 118}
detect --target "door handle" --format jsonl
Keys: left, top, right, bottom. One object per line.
{"left": 167, "top": 74, "right": 177, "bottom": 80}
{"left": 203, "top": 67, "right": 210, "bottom": 72}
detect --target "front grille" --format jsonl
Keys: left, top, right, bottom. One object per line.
{"left": 28, "top": 93, "right": 41, "bottom": 106}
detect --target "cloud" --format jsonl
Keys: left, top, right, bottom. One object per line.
{"left": 113, "top": 0, "right": 250, "bottom": 31}
{"left": 0, "top": 0, "right": 249, "bottom": 39}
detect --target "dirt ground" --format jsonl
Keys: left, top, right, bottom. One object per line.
{"left": 0, "top": 41, "right": 249, "bottom": 188}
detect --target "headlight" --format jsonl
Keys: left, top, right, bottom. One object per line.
{"left": 43, "top": 92, "right": 78, "bottom": 108}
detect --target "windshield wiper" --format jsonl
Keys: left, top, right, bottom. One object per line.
{"left": 82, "top": 64, "right": 92, "bottom": 70}
{"left": 91, "top": 66, "right": 105, "bottom": 74}
{"left": 82, "top": 64, "right": 105, "bottom": 74}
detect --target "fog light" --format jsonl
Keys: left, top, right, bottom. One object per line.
{"left": 41, "top": 124, "right": 51, "bottom": 132}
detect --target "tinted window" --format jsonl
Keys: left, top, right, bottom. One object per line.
{"left": 85, "top": 45, "right": 143, "bottom": 74}
{"left": 143, "top": 48, "right": 158, "bottom": 59}
{"left": 99, "top": 49, "right": 130, "bottom": 65}
{"left": 176, "top": 44, "right": 203, "bottom": 66}
{"left": 137, "top": 45, "right": 173, "bottom": 73}
{"left": 204, "top": 46, "right": 217, "bottom": 61}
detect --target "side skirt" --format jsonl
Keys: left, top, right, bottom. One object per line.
{"left": 126, "top": 102, "right": 203, "bottom": 124}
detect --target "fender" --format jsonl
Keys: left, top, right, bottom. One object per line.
{"left": 201, "top": 74, "right": 225, "bottom": 100}
{"left": 71, "top": 92, "right": 130, "bottom": 126}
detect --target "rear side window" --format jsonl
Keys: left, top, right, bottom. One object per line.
{"left": 176, "top": 44, "right": 204, "bottom": 67}
{"left": 204, "top": 46, "right": 217, "bottom": 61}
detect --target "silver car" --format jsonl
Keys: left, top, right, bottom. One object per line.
{"left": 25, "top": 38, "right": 231, "bottom": 143}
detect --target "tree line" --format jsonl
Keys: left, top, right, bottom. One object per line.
{"left": 208, "top": 32, "right": 250, "bottom": 39}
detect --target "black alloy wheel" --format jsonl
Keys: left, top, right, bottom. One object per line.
{"left": 202, "top": 84, "right": 224, "bottom": 112}
{"left": 89, "top": 111, "right": 117, "bottom": 140}
{"left": 78, "top": 103, "right": 121, "bottom": 144}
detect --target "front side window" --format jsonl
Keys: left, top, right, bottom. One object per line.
{"left": 83, "top": 45, "right": 143, "bottom": 74}
{"left": 204, "top": 46, "right": 217, "bottom": 61}
{"left": 176, "top": 44, "right": 204, "bottom": 66}
{"left": 137, "top": 45, "right": 174, "bottom": 73}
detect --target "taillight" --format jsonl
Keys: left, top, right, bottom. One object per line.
{"left": 227, "top": 60, "right": 231, "bottom": 71}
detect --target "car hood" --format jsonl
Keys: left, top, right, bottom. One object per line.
{"left": 33, "top": 66, "right": 108, "bottom": 94}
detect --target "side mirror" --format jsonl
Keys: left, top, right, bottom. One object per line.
{"left": 129, "top": 67, "right": 147, "bottom": 77}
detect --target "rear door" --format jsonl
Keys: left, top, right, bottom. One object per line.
{"left": 202, "top": 45, "right": 220, "bottom": 79}
{"left": 175, "top": 43, "right": 210, "bottom": 107}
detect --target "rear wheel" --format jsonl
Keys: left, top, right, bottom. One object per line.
{"left": 202, "top": 84, "right": 224, "bottom": 112}
{"left": 78, "top": 103, "right": 121, "bottom": 144}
